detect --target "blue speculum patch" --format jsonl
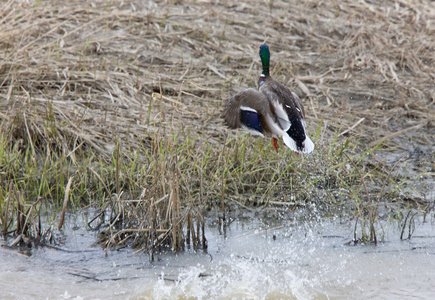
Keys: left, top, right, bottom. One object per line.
{"left": 240, "top": 110, "right": 262, "bottom": 133}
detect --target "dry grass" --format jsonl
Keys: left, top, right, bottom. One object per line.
{"left": 1, "top": 0, "right": 434, "bottom": 250}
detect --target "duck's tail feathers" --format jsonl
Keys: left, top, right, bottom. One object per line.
{"left": 302, "top": 136, "right": 315, "bottom": 154}
{"left": 282, "top": 135, "right": 315, "bottom": 154}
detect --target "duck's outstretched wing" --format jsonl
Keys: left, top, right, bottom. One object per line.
{"left": 222, "top": 88, "right": 283, "bottom": 137}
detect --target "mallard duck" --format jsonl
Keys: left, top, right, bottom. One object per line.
{"left": 222, "top": 44, "right": 314, "bottom": 154}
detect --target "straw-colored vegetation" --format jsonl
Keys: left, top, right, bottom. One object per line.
{"left": 1, "top": 0, "right": 434, "bottom": 252}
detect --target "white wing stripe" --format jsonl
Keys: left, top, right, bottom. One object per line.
{"left": 240, "top": 106, "right": 258, "bottom": 113}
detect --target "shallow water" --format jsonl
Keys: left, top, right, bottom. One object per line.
{"left": 1, "top": 213, "right": 435, "bottom": 300}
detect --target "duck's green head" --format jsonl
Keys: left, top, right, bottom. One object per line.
{"left": 259, "top": 44, "right": 270, "bottom": 76}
